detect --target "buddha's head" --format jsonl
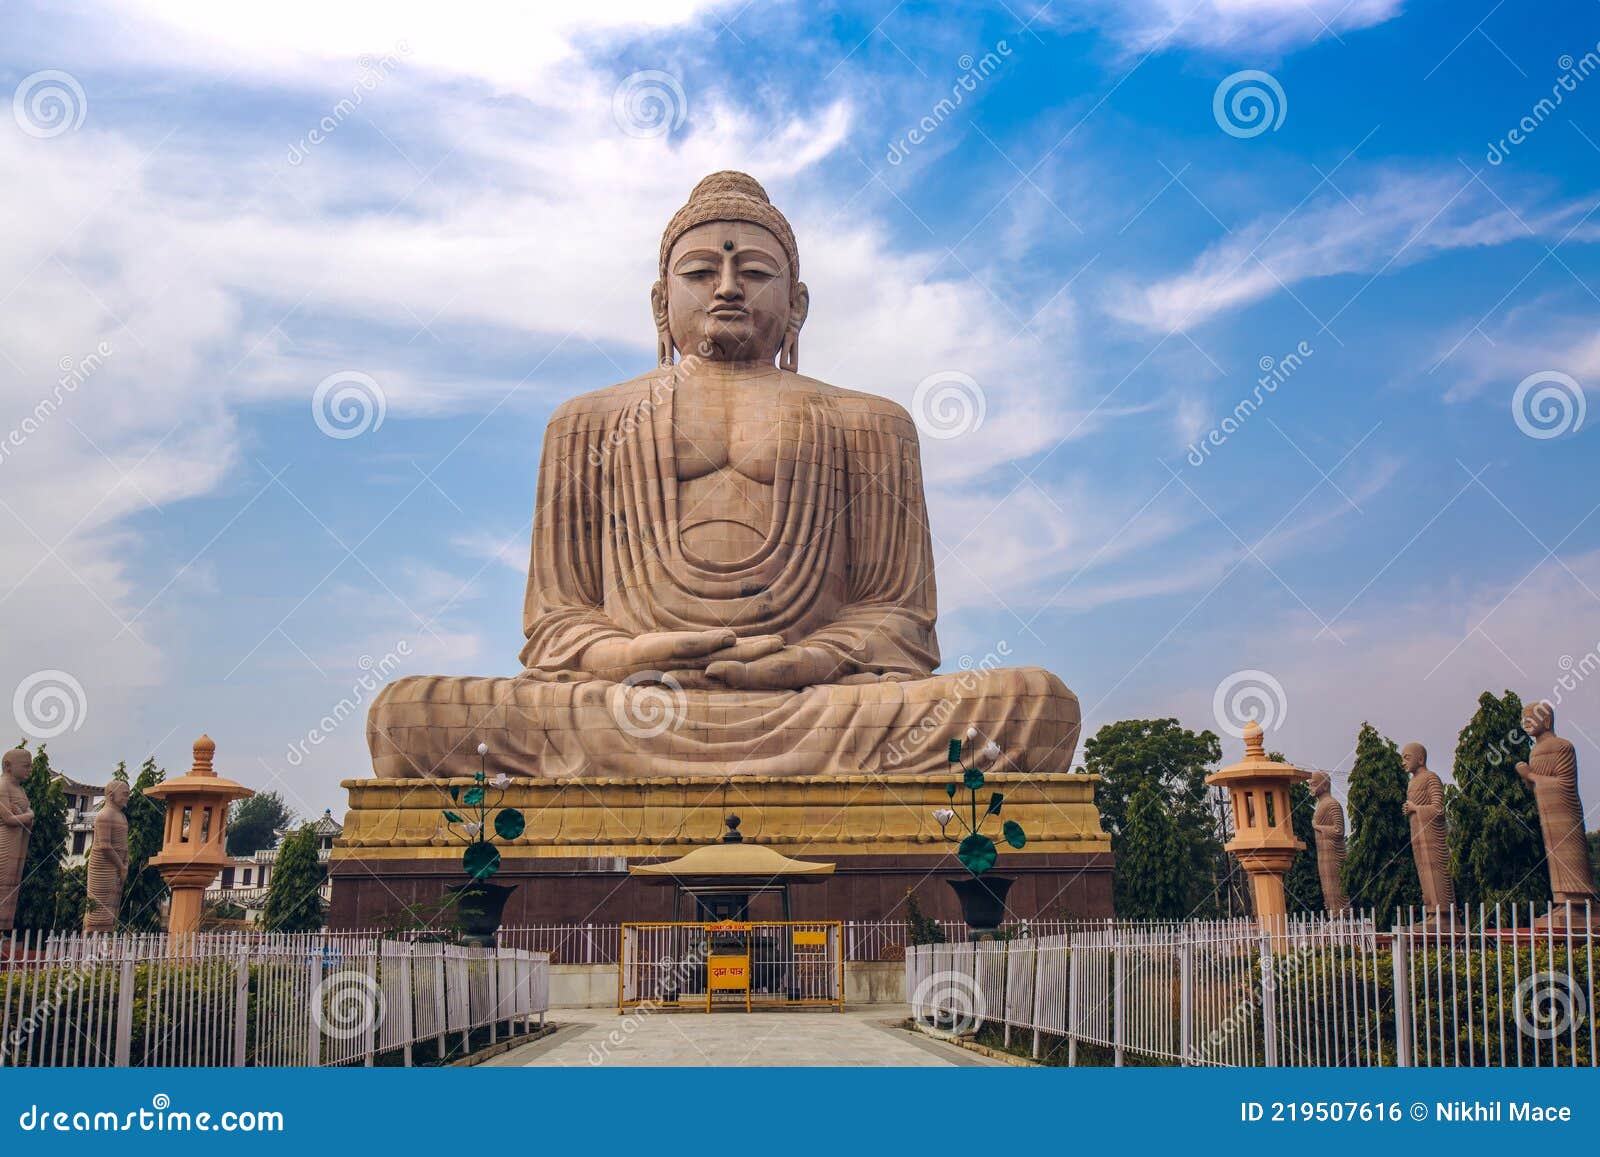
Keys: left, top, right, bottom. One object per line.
{"left": 1401, "top": 742, "right": 1426, "bottom": 775}
{"left": 653, "top": 171, "right": 809, "bottom": 369}
{"left": 1522, "top": 700, "right": 1554, "bottom": 739}
{"left": 1309, "top": 770, "right": 1331, "bottom": 798}
{"left": 2, "top": 747, "right": 29, "bottom": 782}
{"left": 104, "top": 779, "right": 130, "bottom": 811}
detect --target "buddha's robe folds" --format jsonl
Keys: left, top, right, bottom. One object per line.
{"left": 1524, "top": 736, "right": 1598, "bottom": 903}
{"left": 1312, "top": 796, "right": 1348, "bottom": 912}
{"left": 367, "top": 370, "right": 1080, "bottom": 779}
{"left": 1406, "top": 770, "right": 1455, "bottom": 911}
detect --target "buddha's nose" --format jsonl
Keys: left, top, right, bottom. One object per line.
{"left": 715, "top": 262, "right": 743, "bottom": 301}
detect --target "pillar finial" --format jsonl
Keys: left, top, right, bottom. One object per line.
{"left": 1242, "top": 719, "right": 1265, "bottom": 760}
{"left": 191, "top": 734, "right": 216, "bottom": 777}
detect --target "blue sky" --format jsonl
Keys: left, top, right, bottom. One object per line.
{"left": 3, "top": 0, "right": 1600, "bottom": 823}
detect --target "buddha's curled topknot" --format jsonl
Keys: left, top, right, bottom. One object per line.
{"left": 659, "top": 170, "right": 798, "bottom": 282}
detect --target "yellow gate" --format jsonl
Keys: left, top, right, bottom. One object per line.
{"left": 618, "top": 921, "right": 844, "bottom": 1012}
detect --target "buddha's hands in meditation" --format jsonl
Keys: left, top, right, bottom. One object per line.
{"left": 580, "top": 630, "right": 788, "bottom": 684}
{"left": 705, "top": 645, "right": 848, "bottom": 691}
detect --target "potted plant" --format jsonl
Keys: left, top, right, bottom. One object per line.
{"left": 439, "top": 743, "right": 526, "bottom": 947}
{"left": 935, "top": 731, "right": 1026, "bottom": 939}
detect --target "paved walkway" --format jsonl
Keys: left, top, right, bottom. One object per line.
{"left": 486, "top": 1005, "right": 999, "bottom": 1067}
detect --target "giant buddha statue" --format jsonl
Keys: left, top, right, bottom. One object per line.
{"left": 365, "top": 171, "right": 1081, "bottom": 781}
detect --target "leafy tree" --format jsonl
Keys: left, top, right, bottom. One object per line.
{"left": 120, "top": 758, "right": 169, "bottom": 931}
{"left": 262, "top": 824, "right": 325, "bottom": 932}
{"left": 1341, "top": 722, "right": 1422, "bottom": 918}
{"left": 1447, "top": 690, "right": 1547, "bottom": 908}
{"left": 1115, "top": 779, "right": 1193, "bottom": 919}
{"left": 903, "top": 889, "right": 946, "bottom": 946}
{"left": 54, "top": 863, "right": 88, "bottom": 930}
{"left": 226, "top": 791, "right": 294, "bottom": 857}
{"left": 1085, "top": 719, "right": 1226, "bottom": 918}
{"left": 14, "top": 743, "right": 67, "bottom": 930}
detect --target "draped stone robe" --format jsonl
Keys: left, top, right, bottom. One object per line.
{"left": 1312, "top": 795, "right": 1349, "bottom": 912}
{"left": 367, "top": 368, "right": 1080, "bottom": 779}
{"left": 1406, "top": 769, "right": 1455, "bottom": 911}
{"left": 1524, "top": 734, "right": 1598, "bottom": 903}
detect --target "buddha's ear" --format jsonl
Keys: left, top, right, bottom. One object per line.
{"left": 781, "top": 282, "right": 809, "bottom": 372}
{"left": 650, "top": 279, "right": 674, "bottom": 367}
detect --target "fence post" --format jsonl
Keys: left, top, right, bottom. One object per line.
{"left": 433, "top": 947, "right": 447, "bottom": 1056}
{"left": 1259, "top": 933, "right": 1278, "bottom": 1068}
{"left": 1066, "top": 942, "right": 1079, "bottom": 1067}
{"left": 1112, "top": 941, "right": 1125, "bottom": 1067}
{"left": 1391, "top": 925, "right": 1412, "bottom": 1068}
{"left": 400, "top": 946, "right": 415, "bottom": 1067}
{"left": 113, "top": 946, "right": 135, "bottom": 1068}
{"left": 1030, "top": 943, "right": 1043, "bottom": 1060}
{"left": 363, "top": 943, "right": 377, "bottom": 1066}
{"left": 1179, "top": 936, "right": 1193, "bottom": 1066}
{"left": 232, "top": 943, "right": 249, "bottom": 1067}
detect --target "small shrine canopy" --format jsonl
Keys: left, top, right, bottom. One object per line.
{"left": 630, "top": 815, "right": 834, "bottom": 921}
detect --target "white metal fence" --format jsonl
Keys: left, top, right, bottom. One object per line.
{"left": 0, "top": 929, "right": 549, "bottom": 1068}
{"left": 907, "top": 904, "right": 1597, "bottom": 1068}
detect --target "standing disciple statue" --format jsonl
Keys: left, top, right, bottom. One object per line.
{"left": 1516, "top": 701, "right": 1599, "bottom": 912}
{"left": 0, "top": 748, "right": 34, "bottom": 934}
{"left": 1401, "top": 742, "right": 1454, "bottom": 913}
{"left": 1309, "top": 771, "right": 1349, "bottom": 913}
{"left": 83, "top": 779, "right": 131, "bottom": 933}
{"left": 366, "top": 171, "right": 1081, "bottom": 779}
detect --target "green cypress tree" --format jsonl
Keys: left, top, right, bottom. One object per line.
{"left": 1447, "top": 690, "right": 1547, "bottom": 908}
{"left": 14, "top": 743, "right": 68, "bottom": 930}
{"left": 1341, "top": 722, "right": 1422, "bottom": 919}
{"left": 120, "top": 757, "right": 169, "bottom": 931}
{"left": 262, "top": 824, "right": 326, "bottom": 932}
{"left": 54, "top": 863, "right": 88, "bottom": 930}
{"left": 1115, "top": 779, "right": 1192, "bottom": 919}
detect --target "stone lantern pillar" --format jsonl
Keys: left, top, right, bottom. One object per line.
{"left": 1206, "top": 720, "right": 1309, "bottom": 931}
{"left": 145, "top": 735, "right": 254, "bottom": 937}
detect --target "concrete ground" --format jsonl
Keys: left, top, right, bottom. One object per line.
{"left": 484, "top": 1004, "right": 1001, "bottom": 1067}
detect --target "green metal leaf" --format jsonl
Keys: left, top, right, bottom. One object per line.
{"left": 442, "top": 810, "right": 463, "bottom": 824}
{"left": 957, "top": 833, "right": 996, "bottom": 875}
{"left": 986, "top": 791, "right": 1004, "bottom": 816}
{"left": 962, "top": 767, "right": 985, "bottom": 791}
{"left": 947, "top": 738, "right": 962, "bottom": 763}
{"left": 463, "top": 786, "right": 485, "bottom": 806}
{"left": 1003, "top": 820, "right": 1027, "bottom": 849}
{"left": 944, "top": 782, "right": 957, "bottom": 799}
{"left": 462, "top": 842, "right": 501, "bottom": 880}
{"left": 494, "top": 808, "right": 526, "bottom": 840}
{"left": 449, "top": 785, "right": 460, "bottom": 802}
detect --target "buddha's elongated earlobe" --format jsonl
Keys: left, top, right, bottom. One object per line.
{"left": 781, "top": 281, "right": 810, "bottom": 372}
{"left": 650, "top": 279, "right": 674, "bottom": 366}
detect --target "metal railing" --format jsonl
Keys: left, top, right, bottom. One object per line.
{"left": 618, "top": 922, "right": 844, "bottom": 1011}
{"left": 0, "top": 929, "right": 549, "bottom": 1068}
{"left": 907, "top": 903, "right": 1596, "bottom": 1067}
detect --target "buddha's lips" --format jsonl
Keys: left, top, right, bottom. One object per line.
{"left": 708, "top": 306, "right": 747, "bottom": 318}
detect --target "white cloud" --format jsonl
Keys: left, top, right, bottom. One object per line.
{"left": 1061, "top": 0, "right": 1404, "bottom": 54}
{"left": 1109, "top": 170, "right": 1589, "bottom": 334}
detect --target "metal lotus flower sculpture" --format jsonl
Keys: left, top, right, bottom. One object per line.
{"left": 440, "top": 743, "right": 525, "bottom": 880}
{"left": 936, "top": 733, "right": 1026, "bottom": 875}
